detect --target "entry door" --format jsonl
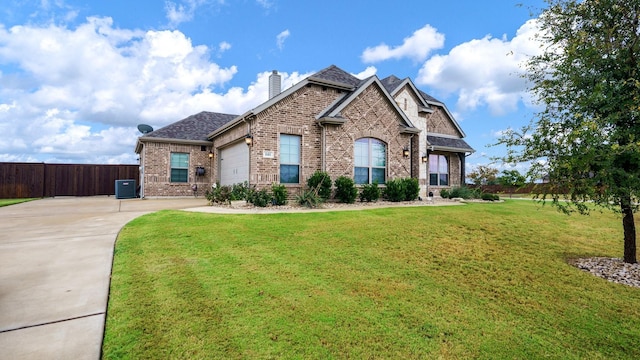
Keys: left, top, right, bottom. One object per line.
{"left": 219, "top": 141, "right": 249, "bottom": 186}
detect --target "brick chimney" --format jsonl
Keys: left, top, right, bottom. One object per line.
{"left": 268, "top": 70, "right": 281, "bottom": 99}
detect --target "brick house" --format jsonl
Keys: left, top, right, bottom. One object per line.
{"left": 135, "top": 65, "right": 474, "bottom": 198}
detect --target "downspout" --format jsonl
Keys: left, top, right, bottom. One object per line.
{"left": 318, "top": 122, "right": 326, "bottom": 172}
{"left": 243, "top": 116, "right": 252, "bottom": 186}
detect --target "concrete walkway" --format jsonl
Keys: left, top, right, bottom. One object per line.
{"left": 0, "top": 196, "right": 206, "bottom": 360}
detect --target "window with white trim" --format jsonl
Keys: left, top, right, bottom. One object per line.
{"left": 354, "top": 138, "right": 386, "bottom": 184}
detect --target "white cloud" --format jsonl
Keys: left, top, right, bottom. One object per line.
{"left": 276, "top": 29, "right": 290, "bottom": 50}
{"left": 362, "top": 24, "right": 445, "bottom": 63}
{"left": 165, "top": 0, "right": 216, "bottom": 28}
{"left": 0, "top": 16, "right": 268, "bottom": 163}
{"left": 416, "top": 19, "right": 542, "bottom": 115}
{"left": 352, "top": 66, "right": 377, "bottom": 79}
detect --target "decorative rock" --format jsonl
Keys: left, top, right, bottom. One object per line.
{"left": 570, "top": 257, "right": 640, "bottom": 288}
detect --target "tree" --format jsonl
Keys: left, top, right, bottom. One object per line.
{"left": 497, "top": 0, "right": 640, "bottom": 263}
{"left": 498, "top": 169, "right": 527, "bottom": 187}
{"left": 467, "top": 165, "right": 499, "bottom": 186}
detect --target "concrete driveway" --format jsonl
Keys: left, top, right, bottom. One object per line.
{"left": 0, "top": 196, "right": 207, "bottom": 360}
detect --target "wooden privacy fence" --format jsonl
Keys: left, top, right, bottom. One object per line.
{"left": 0, "top": 162, "right": 139, "bottom": 198}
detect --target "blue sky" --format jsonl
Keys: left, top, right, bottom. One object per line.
{"left": 0, "top": 0, "right": 547, "bottom": 174}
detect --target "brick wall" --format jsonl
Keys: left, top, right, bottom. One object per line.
{"left": 140, "top": 141, "right": 215, "bottom": 197}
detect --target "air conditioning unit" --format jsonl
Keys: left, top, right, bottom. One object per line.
{"left": 115, "top": 179, "right": 136, "bottom": 199}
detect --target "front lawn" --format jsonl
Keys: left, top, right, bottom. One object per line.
{"left": 103, "top": 200, "right": 640, "bottom": 359}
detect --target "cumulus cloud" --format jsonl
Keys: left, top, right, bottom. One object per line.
{"left": 0, "top": 16, "right": 290, "bottom": 163}
{"left": 276, "top": 29, "right": 290, "bottom": 50}
{"left": 416, "top": 19, "right": 542, "bottom": 115}
{"left": 352, "top": 66, "right": 377, "bottom": 79}
{"left": 165, "top": 0, "right": 217, "bottom": 28}
{"left": 362, "top": 24, "right": 445, "bottom": 63}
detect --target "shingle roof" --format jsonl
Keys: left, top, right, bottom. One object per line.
{"left": 380, "top": 75, "right": 403, "bottom": 93}
{"left": 427, "top": 135, "right": 474, "bottom": 153}
{"left": 142, "top": 111, "right": 237, "bottom": 141}
{"left": 310, "top": 65, "right": 363, "bottom": 88}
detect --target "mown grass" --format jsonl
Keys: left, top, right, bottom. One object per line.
{"left": 103, "top": 200, "right": 640, "bottom": 359}
{"left": 0, "top": 198, "right": 36, "bottom": 207}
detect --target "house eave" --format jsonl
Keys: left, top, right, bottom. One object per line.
{"left": 307, "top": 77, "right": 356, "bottom": 91}
{"left": 400, "top": 127, "right": 421, "bottom": 134}
{"left": 316, "top": 116, "right": 348, "bottom": 126}
{"left": 135, "top": 137, "right": 212, "bottom": 153}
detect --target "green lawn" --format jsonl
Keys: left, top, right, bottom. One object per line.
{"left": 103, "top": 200, "right": 640, "bottom": 359}
{"left": 0, "top": 198, "right": 36, "bottom": 207}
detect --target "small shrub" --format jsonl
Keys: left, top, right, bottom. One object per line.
{"left": 440, "top": 188, "right": 450, "bottom": 199}
{"left": 449, "top": 186, "right": 481, "bottom": 199}
{"left": 403, "top": 178, "right": 420, "bottom": 201}
{"left": 296, "top": 189, "right": 322, "bottom": 208}
{"left": 334, "top": 176, "right": 358, "bottom": 203}
{"left": 359, "top": 182, "right": 380, "bottom": 202}
{"left": 271, "top": 183, "right": 288, "bottom": 206}
{"left": 247, "top": 188, "right": 271, "bottom": 207}
{"left": 383, "top": 178, "right": 406, "bottom": 202}
{"left": 307, "top": 171, "right": 332, "bottom": 200}
{"left": 206, "top": 183, "right": 232, "bottom": 204}
{"left": 229, "top": 182, "right": 250, "bottom": 201}
{"left": 480, "top": 193, "right": 500, "bottom": 201}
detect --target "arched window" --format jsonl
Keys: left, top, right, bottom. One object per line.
{"left": 354, "top": 138, "right": 386, "bottom": 184}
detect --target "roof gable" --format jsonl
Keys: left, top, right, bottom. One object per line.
{"left": 316, "top": 75, "right": 420, "bottom": 133}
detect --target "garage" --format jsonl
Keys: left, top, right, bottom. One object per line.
{"left": 219, "top": 141, "right": 249, "bottom": 186}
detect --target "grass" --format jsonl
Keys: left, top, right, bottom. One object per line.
{"left": 0, "top": 198, "right": 36, "bottom": 207}
{"left": 103, "top": 200, "right": 640, "bottom": 359}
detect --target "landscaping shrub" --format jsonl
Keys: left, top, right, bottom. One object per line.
{"left": 271, "top": 183, "right": 288, "bottom": 206}
{"left": 449, "top": 186, "right": 481, "bottom": 199}
{"left": 307, "top": 171, "right": 332, "bottom": 200}
{"left": 247, "top": 188, "right": 271, "bottom": 207}
{"left": 403, "top": 177, "right": 420, "bottom": 201}
{"left": 481, "top": 193, "right": 500, "bottom": 201}
{"left": 230, "top": 182, "right": 250, "bottom": 201}
{"left": 206, "top": 183, "right": 232, "bottom": 204}
{"left": 440, "top": 188, "right": 450, "bottom": 199}
{"left": 359, "top": 182, "right": 380, "bottom": 202}
{"left": 383, "top": 178, "right": 406, "bottom": 202}
{"left": 334, "top": 176, "right": 358, "bottom": 203}
{"left": 296, "top": 189, "right": 322, "bottom": 208}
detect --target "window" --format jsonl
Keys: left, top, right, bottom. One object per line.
{"left": 354, "top": 138, "right": 386, "bottom": 184}
{"left": 280, "top": 134, "right": 300, "bottom": 183}
{"left": 429, "top": 154, "right": 449, "bottom": 186}
{"left": 170, "top": 153, "right": 189, "bottom": 183}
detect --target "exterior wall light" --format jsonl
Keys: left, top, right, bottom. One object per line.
{"left": 208, "top": 150, "right": 214, "bottom": 159}
{"left": 421, "top": 155, "right": 428, "bottom": 163}
{"left": 403, "top": 146, "right": 410, "bottom": 157}
{"left": 245, "top": 134, "right": 253, "bottom": 146}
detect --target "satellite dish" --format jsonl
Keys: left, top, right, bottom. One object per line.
{"left": 137, "top": 124, "right": 154, "bottom": 134}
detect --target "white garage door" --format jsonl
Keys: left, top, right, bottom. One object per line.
{"left": 219, "top": 141, "right": 249, "bottom": 186}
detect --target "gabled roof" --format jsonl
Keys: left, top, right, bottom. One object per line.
{"left": 316, "top": 74, "right": 420, "bottom": 133}
{"left": 381, "top": 75, "right": 467, "bottom": 138}
{"left": 135, "top": 111, "right": 237, "bottom": 153}
{"left": 208, "top": 65, "right": 420, "bottom": 138}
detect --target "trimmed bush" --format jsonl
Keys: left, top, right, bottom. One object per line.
{"left": 440, "top": 188, "right": 450, "bottom": 199}
{"left": 334, "top": 176, "right": 358, "bottom": 204}
{"left": 383, "top": 178, "right": 406, "bottom": 202}
{"left": 307, "top": 171, "right": 332, "bottom": 200}
{"left": 229, "top": 182, "right": 250, "bottom": 201}
{"left": 403, "top": 178, "right": 420, "bottom": 201}
{"left": 271, "top": 183, "right": 288, "bottom": 206}
{"left": 247, "top": 188, "right": 271, "bottom": 207}
{"left": 359, "top": 182, "right": 380, "bottom": 202}
{"left": 481, "top": 193, "right": 500, "bottom": 201}
{"left": 206, "top": 183, "right": 232, "bottom": 204}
